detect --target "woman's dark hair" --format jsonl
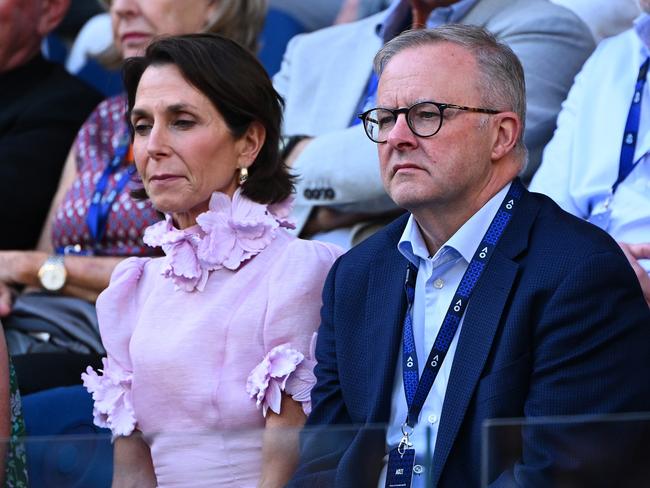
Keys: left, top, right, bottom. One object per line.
{"left": 123, "top": 33, "right": 293, "bottom": 204}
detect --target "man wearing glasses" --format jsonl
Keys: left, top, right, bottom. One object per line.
{"left": 275, "top": 0, "right": 594, "bottom": 248}
{"left": 290, "top": 25, "right": 650, "bottom": 488}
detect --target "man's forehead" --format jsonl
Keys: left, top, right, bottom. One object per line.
{"left": 381, "top": 42, "right": 475, "bottom": 74}
{"left": 376, "top": 42, "right": 478, "bottom": 104}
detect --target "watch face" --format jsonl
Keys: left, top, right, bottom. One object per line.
{"left": 39, "top": 263, "right": 66, "bottom": 291}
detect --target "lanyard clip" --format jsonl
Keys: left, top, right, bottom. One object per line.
{"left": 398, "top": 422, "right": 414, "bottom": 456}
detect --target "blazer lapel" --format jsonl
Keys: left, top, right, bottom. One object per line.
{"left": 365, "top": 227, "right": 409, "bottom": 422}
{"left": 430, "top": 187, "right": 541, "bottom": 486}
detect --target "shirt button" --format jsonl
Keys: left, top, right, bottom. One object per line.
{"left": 428, "top": 414, "right": 438, "bottom": 424}
{"left": 413, "top": 464, "right": 424, "bottom": 475}
{"left": 433, "top": 278, "right": 444, "bottom": 289}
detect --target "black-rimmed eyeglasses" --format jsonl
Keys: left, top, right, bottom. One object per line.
{"left": 357, "top": 101, "right": 500, "bottom": 143}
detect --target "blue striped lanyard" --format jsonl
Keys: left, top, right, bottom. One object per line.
{"left": 589, "top": 58, "right": 648, "bottom": 230}
{"left": 386, "top": 180, "right": 523, "bottom": 488}
{"left": 615, "top": 57, "right": 649, "bottom": 194}
{"left": 401, "top": 180, "right": 523, "bottom": 432}
{"left": 85, "top": 133, "right": 136, "bottom": 246}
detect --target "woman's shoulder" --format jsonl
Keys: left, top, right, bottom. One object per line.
{"left": 98, "top": 256, "right": 155, "bottom": 307}
{"left": 259, "top": 232, "right": 344, "bottom": 293}
{"left": 273, "top": 230, "right": 345, "bottom": 266}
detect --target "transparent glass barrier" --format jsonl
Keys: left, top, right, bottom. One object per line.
{"left": 4, "top": 423, "right": 438, "bottom": 487}
{"left": 482, "top": 412, "right": 650, "bottom": 487}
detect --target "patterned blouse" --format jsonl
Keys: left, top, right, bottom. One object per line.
{"left": 50, "top": 94, "right": 160, "bottom": 256}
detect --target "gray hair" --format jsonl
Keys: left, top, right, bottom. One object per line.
{"left": 374, "top": 24, "right": 527, "bottom": 159}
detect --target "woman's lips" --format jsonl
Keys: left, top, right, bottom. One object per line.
{"left": 121, "top": 32, "right": 151, "bottom": 45}
{"left": 149, "top": 174, "right": 182, "bottom": 185}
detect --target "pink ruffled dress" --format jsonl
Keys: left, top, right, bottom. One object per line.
{"left": 82, "top": 190, "right": 343, "bottom": 487}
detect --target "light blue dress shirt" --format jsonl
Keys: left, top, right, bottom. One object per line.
{"left": 377, "top": 182, "right": 511, "bottom": 488}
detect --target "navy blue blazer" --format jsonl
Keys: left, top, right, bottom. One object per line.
{"left": 290, "top": 186, "right": 650, "bottom": 487}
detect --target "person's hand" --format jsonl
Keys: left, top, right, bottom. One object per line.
{"left": 301, "top": 207, "right": 376, "bottom": 237}
{"left": 0, "top": 250, "right": 42, "bottom": 287}
{"left": 334, "top": 0, "right": 361, "bottom": 24}
{"left": 618, "top": 242, "right": 650, "bottom": 307}
{"left": 0, "top": 283, "right": 16, "bottom": 318}
{"left": 301, "top": 207, "right": 404, "bottom": 238}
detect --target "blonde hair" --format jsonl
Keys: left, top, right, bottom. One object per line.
{"left": 98, "top": 0, "right": 267, "bottom": 68}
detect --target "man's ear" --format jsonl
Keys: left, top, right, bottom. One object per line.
{"left": 37, "top": 0, "right": 71, "bottom": 38}
{"left": 490, "top": 112, "right": 521, "bottom": 161}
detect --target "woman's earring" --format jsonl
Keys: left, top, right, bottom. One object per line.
{"left": 238, "top": 167, "right": 249, "bottom": 185}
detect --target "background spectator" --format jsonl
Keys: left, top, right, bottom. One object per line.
{"left": 530, "top": 3, "right": 650, "bottom": 306}
{"left": 550, "top": 0, "right": 641, "bottom": 43}
{"left": 0, "top": 0, "right": 102, "bottom": 250}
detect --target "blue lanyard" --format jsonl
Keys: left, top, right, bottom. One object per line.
{"left": 85, "top": 134, "right": 136, "bottom": 245}
{"left": 614, "top": 57, "right": 649, "bottom": 194}
{"left": 401, "top": 180, "right": 524, "bottom": 429}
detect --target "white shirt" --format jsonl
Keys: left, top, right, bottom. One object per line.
{"left": 550, "top": 0, "right": 640, "bottom": 42}
{"left": 377, "top": 183, "right": 511, "bottom": 488}
{"left": 530, "top": 16, "right": 650, "bottom": 273}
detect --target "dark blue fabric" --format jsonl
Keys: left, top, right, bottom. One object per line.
{"left": 289, "top": 186, "right": 650, "bottom": 488}
{"left": 23, "top": 386, "right": 112, "bottom": 487}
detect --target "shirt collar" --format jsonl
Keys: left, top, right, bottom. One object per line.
{"left": 376, "top": 0, "right": 480, "bottom": 43}
{"left": 398, "top": 181, "right": 512, "bottom": 266}
{"left": 635, "top": 13, "right": 650, "bottom": 53}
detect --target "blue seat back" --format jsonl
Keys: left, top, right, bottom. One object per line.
{"left": 22, "top": 385, "right": 113, "bottom": 487}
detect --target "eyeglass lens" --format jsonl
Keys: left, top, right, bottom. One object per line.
{"left": 363, "top": 102, "right": 443, "bottom": 142}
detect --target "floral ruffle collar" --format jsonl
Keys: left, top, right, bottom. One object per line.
{"left": 143, "top": 189, "right": 294, "bottom": 292}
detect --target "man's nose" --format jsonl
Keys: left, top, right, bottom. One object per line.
{"left": 387, "top": 113, "right": 418, "bottom": 149}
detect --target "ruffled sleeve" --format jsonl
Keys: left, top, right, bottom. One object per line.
{"left": 81, "top": 257, "right": 148, "bottom": 437}
{"left": 246, "top": 238, "right": 343, "bottom": 416}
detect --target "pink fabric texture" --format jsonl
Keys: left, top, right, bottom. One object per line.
{"left": 82, "top": 358, "right": 136, "bottom": 437}
{"left": 83, "top": 190, "right": 342, "bottom": 487}
{"left": 246, "top": 333, "right": 318, "bottom": 416}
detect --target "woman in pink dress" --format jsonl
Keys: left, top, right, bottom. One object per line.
{"left": 82, "top": 34, "right": 343, "bottom": 487}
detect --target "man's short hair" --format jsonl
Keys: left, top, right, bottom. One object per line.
{"left": 374, "top": 24, "right": 527, "bottom": 155}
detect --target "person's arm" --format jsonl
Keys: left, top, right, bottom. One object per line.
{"left": 273, "top": 25, "right": 395, "bottom": 230}
{"left": 287, "top": 259, "right": 357, "bottom": 486}
{"left": 258, "top": 394, "right": 307, "bottom": 488}
{"left": 528, "top": 43, "right": 595, "bottom": 217}
{"left": 0, "top": 251, "right": 124, "bottom": 302}
{"left": 112, "top": 433, "right": 156, "bottom": 488}
{"left": 36, "top": 145, "right": 79, "bottom": 255}
{"left": 0, "top": 147, "right": 124, "bottom": 309}
{"left": 492, "top": 250, "right": 650, "bottom": 485}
